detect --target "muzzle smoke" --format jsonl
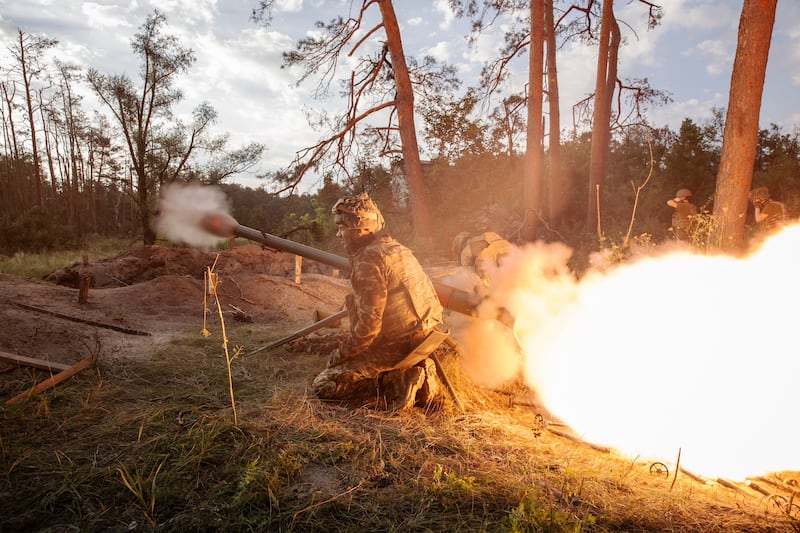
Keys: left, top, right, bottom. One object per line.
{"left": 153, "top": 183, "right": 231, "bottom": 248}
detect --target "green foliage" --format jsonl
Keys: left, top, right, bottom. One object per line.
{"left": 0, "top": 206, "right": 77, "bottom": 254}
{"left": 430, "top": 463, "right": 477, "bottom": 492}
{"left": 503, "top": 489, "right": 596, "bottom": 533}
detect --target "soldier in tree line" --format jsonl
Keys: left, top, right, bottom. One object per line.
{"left": 749, "top": 186, "right": 787, "bottom": 236}
{"left": 311, "top": 193, "right": 445, "bottom": 411}
{"left": 666, "top": 188, "right": 698, "bottom": 242}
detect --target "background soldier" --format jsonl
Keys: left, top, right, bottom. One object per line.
{"left": 451, "top": 231, "right": 513, "bottom": 289}
{"left": 312, "top": 193, "right": 445, "bottom": 411}
{"left": 749, "top": 186, "right": 787, "bottom": 235}
{"left": 666, "top": 189, "right": 698, "bottom": 242}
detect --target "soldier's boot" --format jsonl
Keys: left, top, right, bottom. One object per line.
{"left": 415, "top": 358, "right": 445, "bottom": 410}
{"left": 380, "top": 366, "right": 425, "bottom": 411}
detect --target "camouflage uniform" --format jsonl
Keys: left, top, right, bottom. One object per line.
{"left": 751, "top": 187, "right": 788, "bottom": 237}
{"left": 459, "top": 232, "right": 512, "bottom": 284}
{"left": 667, "top": 189, "right": 698, "bottom": 242}
{"left": 756, "top": 199, "right": 787, "bottom": 233}
{"left": 670, "top": 202, "right": 698, "bottom": 241}
{"left": 312, "top": 231, "right": 444, "bottom": 409}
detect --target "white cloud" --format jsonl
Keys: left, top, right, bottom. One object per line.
{"left": 693, "top": 39, "right": 731, "bottom": 75}
{"left": 146, "top": 0, "right": 217, "bottom": 25}
{"left": 432, "top": 0, "right": 454, "bottom": 30}
{"left": 657, "top": 0, "right": 738, "bottom": 32}
{"left": 82, "top": 3, "right": 134, "bottom": 31}
{"left": 274, "top": 0, "right": 304, "bottom": 13}
{"left": 407, "top": 17, "right": 423, "bottom": 27}
{"left": 422, "top": 40, "right": 451, "bottom": 63}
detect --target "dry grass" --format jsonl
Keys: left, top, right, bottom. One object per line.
{"left": 1, "top": 323, "right": 797, "bottom": 532}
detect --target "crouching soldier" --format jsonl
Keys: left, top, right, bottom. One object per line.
{"left": 311, "top": 193, "right": 445, "bottom": 411}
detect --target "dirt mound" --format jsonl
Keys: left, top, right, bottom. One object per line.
{"left": 44, "top": 244, "right": 336, "bottom": 288}
{"left": 0, "top": 245, "right": 351, "bottom": 379}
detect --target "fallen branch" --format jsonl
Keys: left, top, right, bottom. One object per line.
{"left": 5, "top": 355, "right": 96, "bottom": 405}
{"left": 14, "top": 303, "right": 150, "bottom": 336}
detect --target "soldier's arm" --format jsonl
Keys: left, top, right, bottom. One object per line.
{"left": 340, "top": 256, "right": 387, "bottom": 357}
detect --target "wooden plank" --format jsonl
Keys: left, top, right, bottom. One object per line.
{"left": 0, "top": 351, "right": 71, "bottom": 372}
{"left": 5, "top": 355, "right": 95, "bottom": 405}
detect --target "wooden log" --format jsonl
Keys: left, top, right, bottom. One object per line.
{"left": 5, "top": 355, "right": 95, "bottom": 405}
{"left": 0, "top": 351, "right": 71, "bottom": 372}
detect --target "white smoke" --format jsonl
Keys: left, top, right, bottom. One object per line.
{"left": 462, "top": 227, "right": 800, "bottom": 480}
{"left": 152, "top": 183, "right": 231, "bottom": 248}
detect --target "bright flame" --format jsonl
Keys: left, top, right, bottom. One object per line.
{"left": 153, "top": 183, "right": 231, "bottom": 248}
{"left": 461, "top": 227, "right": 800, "bottom": 481}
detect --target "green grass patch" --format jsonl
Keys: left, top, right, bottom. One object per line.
{"left": 0, "top": 235, "right": 133, "bottom": 278}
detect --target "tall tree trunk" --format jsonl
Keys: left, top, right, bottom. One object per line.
{"left": 522, "top": 0, "right": 545, "bottom": 243}
{"left": 37, "top": 93, "right": 58, "bottom": 209}
{"left": 19, "top": 30, "right": 43, "bottom": 208}
{"left": 711, "top": 0, "right": 777, "bottom": 252}
{"left": 377, "top": 0, "right": 432, "bottom": 250}
{"left": 1, "top": 83, "right": 20, "bottom": 160}
{"left": 544, "top": 0, "right": 564, "bottom": 231}
{"left": 587, "top": 0, "right": 619, "bottom": 234}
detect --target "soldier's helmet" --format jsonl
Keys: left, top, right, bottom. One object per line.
{"left": 749, "top": 187, "right": 771, "bottom": 203}
{"left": 676, "top": 189, "right": 692, "bottom": 199}
{"left": 332, "top": 193, "right": 385, "bottom": 234}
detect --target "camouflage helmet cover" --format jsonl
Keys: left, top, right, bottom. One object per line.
{"left": 749, "top": 187, "right": 770, "bottom": 202}
{"left": 332, "top": 193, "right": 385, "bottom": 233}
{"left": 675, "top": 188, "right": 692, "bottom": 199}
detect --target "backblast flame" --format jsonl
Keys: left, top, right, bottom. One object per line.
{"left": 461, "top": 226, "right": 800, "bottom": 481}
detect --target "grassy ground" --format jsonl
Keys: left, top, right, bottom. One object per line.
{"left": 0, "top": 236, "right": 135, "bottom": 279}
{"left": 1, "top": 322, "right": 795, "bottom": 533}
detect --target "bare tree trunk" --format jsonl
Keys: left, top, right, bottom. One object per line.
{"left": 1, "top": 83, "right": 20, "bottom": 161}
{"left": 37, "top": 92, "right": 58, "bottom": 210}
{"left": 1, "top": 82, "right": 28, "bottom": 215}
{"left": 0, "top": 84, "right": 14, "bottom": 217}
{"left": 18, "top": 31, "right": 43, "bottom": 208}
{"left": 522, "top": 0, "right": 545, "bottom": 243}
{"left": 587, "top": 0, "right": 619, "bottom": 234}
{"left": 711, "top": 0, "right": 777, "bottom": 252}
{"left": 377, "top": 0, "right": 432, "bottom": 250}
{"left": 544, "top": 0, "right": 564, "bottom": 232}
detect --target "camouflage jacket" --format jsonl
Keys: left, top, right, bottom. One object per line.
{"left": 460, "top": 232, "right": 513, "bottom": 281}
{"left": 757, "top": 200, "right": 787, "bottom": 232}
{"left": 341, "top": 233, "right": 443, "bottom": 358}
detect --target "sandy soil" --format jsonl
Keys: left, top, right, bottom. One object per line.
{"left": 0, "top": 244, "right": 350, "bottom": 382}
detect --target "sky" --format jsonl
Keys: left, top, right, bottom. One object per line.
{"left": 1, "top": 0, "right": 799, "bottom": 190}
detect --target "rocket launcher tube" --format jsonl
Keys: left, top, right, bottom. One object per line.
{"left": 231, "top": 223, "right": 351, "bottom": 271}
{"left": 200, "top": 213, "right": 495, "bottom": 320}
